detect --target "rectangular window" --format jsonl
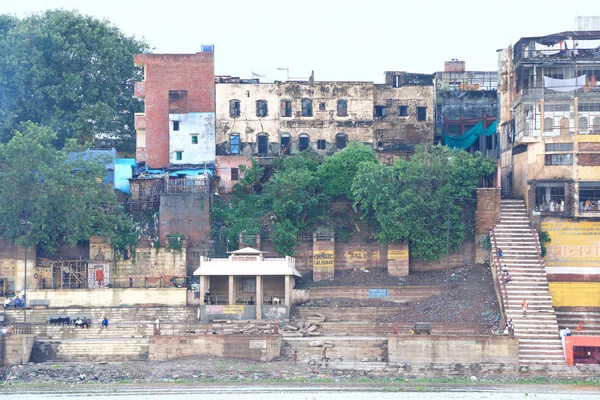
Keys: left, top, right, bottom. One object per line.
{"left": 301, "top": 99, "right": 313, "bottom": 117}
{"left": 545, "top": 143, "right": 573, "bottom": 152}
{"left": 374, "top": 106, "right": 386, "bottom": 117}
{"left": 319, "top": 102, "right": 326, "bottom": 111}
{"left": 417, "top": 107, "right": 427, "bottom": 121}
{"left": 230, "top": 134, "right": 240, "bottom": 154}
{"left": 299, "top": 136, "right": 309, "bottom": 151}
{"left": 535, "top": 185, "right": 565, "bottom": 212}
{"left": 229, "top": 100, "right": 241, "bottom": 118}
{"left": 280, "top": 100, "right": 292, "bottom": 117}
{"left": 231, "top": 168, "right": 239, "bottom": 181}
{"left": 399, "top": 106, "right": 408, "bottom": 117}
{"left": 257, "top": 135, "right": 268, "bottom": 156}
{"left": 317, "top": 139, "right": 327, "bottom": 150}
{"left": 173, "top": 121, "right": 180, "bottom": 131}
{"left": 337, "top": 100, "right": 348, "bottom": 117}
{"left": 280, "top": 136, "right": 291, "bottom": 155}
{"left": 256, "top": 100, "right": 268, "bottom": 117}
{"left": 191, "top": 135, "right": 198, "bottom": 144}
{"left": 579, "top": 181, "right": 600, "bottom": 212}
{"left": 544, "top": 153, "right": 573, "bottom": 165}
{"left": 175, "top": 151, "right": 183, "bottom": 161}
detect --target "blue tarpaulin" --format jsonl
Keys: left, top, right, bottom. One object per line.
{"left": 444, "top": 120, "right": 498, "bottom": 150}
{"left": 115, "top": 158, "right": 136, "bottom": 194}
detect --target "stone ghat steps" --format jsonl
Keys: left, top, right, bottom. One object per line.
{"left": 282, "top": 336, "right": 388, "bottom": 362}
{"left": 555, "top": 310, "right": 600, "bottom": 336}
{"left": 35, "top": 338, "right": 150, "bottom": 362}
{"left": 3, "top": 306, "right": 198, "bottom": 324}
{"left": 292, "top": 307, "right": 401, "bottom": 322}
{"left": 310, "top": 322, "right": 491, "bottom": 337}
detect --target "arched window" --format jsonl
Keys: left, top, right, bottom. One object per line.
{"left": 280, "top": 134, "right": 291, "bottom": 155}
{"left": 579, "top": 117, "right": 589, "bottom": 133}
{"left": 594, "top": 117, "right": 600, "bottom": 133}
{"left": 257, "top": 133, "right": 268, "bottom": 156}
{"left": 229, "top": 133, "right": 240, "bottom": 154}
{"left": 544, "top": 117, "right": 553, "bottom": 132}
{"left": 229, "top": 99, "right": 241, "bottom": 118}
{"left": 335, "top": 133, "right": 348, "bottom": 149}
{"left": 256, "top": 100, "right": 268, "bottom": 117}
{"left": 560, "top": 117, "right": 570, "bottom": 135}
{"left": 299, "top": 134, "right": 310, "bottom": 151}
{"left": 337, "top": 99, "right": 348, "bottom": 117}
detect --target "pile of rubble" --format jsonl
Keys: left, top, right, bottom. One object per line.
{"left": 281, "top": 313, "right": 331, "bottom": 337}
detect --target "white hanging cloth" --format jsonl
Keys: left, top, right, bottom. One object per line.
{"left": 544, "top": 75, "right": 587, "bottom": 92}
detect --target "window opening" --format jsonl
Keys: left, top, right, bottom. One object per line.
{"left": 579, "top": 117, "right": 589, "bottom": 132}
{"left": 399, "top": 106, "right": 408, "bottom": 117}
{"left": 299, "top": 135, "right": 309, "bottom": 151}
{"left": 545, "top": 153, "right": 573, "bottom": 165}
{"left": 229, "top": 99, "right": 241, "bottom": 118}
{"left": 257, "top": 134, "right": 268, "bottom": 156}
{"left": 545, "top": 143, "right": 573, "bottom": 152}
{"left": 374, "top": 106, "right": 386, "bottom": 117}
{"left": 301, "top": 99, "right": 313, "bottom": 117}
{"left": 579, "top": 182, "right": 600, "bottom": 212}
{"left": 256, "top": 100, "right": 268, "bottom": 117}
{"left": 337, "top": 99, "right": 348, "bottom": 117}
{"left": 231, "top": 168, "right": 239, "bottom": 181}
{"left": 535, "top": 184, "right": 565, "bottom": 212}
{"left": 230, "top": 134, "right": 240, "bottom": 154}
{"left": 319, "top": 102, "right": 326, "bottom": 111}
{"left": 335, "top": 133, "right": 347, "bottom": 149}
{"left": 280, "top": 100, "right": 292, "bottom": 117}
{"left": 317, "top": 139, "right": 327, "bottom": 150}
{"left": 175, "top": 151, "right": 183, "bottom": 161}
{"left": 544, "top": 117, "right": 554, "bottom": 131}
{"left": 417, "top": 107, "right": 427, "bottom": 121}
{"left": 191, "top": 135, "right": 198, "bottom": 144}
{"left": 560, "top": 117, "right": 570, "bottom": 135}
{"left": 172, "top": 121, "right": 180, "bottom": 131}
{"left": 281, "top": 136, "right": 291, "bottom": 155}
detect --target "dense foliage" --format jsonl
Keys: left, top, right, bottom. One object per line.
{"left": 213, "top": 144, "right": 496, "bottom": 260}
{"left": 0, "top": 10, "right": 149, "bottom": 150}
{"left": 353, "top": 144, "right": 497, "bottom": 260}
{"left": 0, "top": 123, "right": 132, "bottom": 252}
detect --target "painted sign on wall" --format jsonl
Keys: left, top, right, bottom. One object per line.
{"left": 205, "top": 305, "right": 245, "bottom": 314}
{"left": 313, "top": 251, "right": 334, "bottom": 269}
{"left": 542, "top": 220, "right": 600, "bottom": 268}
{"left": 368, "top": 289, "right": 389, "bottom": 298}
{"left": 345, "top": 249, "right": 380, "bottom": 262}
{"left": 388, "top": 249, "right": 409, "bottom": 260}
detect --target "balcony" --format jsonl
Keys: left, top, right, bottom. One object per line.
{"left": 134, "top": 81, "right": 145, "bottom": 98}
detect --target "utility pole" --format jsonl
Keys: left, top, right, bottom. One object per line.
{"left": 23, "top": 202, "right": 28, "bottom": 323}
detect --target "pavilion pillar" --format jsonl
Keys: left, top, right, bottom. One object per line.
{"left": 256, "top": 275, "right": 263, "bottom": 320}
{"left": 199, "top": 275, "right": 206, "bottom": 305}
{"left": 284, "top": 275, "right": 291, "bottom": 306}
{"left": 228, "top": 275, "right": 235, "bottom": 305}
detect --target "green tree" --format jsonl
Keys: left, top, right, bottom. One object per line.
{"left": 0, "top": 10, "right": 149, "bottom": 149}
{"left": 353, "top": 144, "right": 496, "bottom": 261}
{"left": 317, "top": 142, "right": 378, "bottom": 197}
{"left": 0, "top": 123, "right": 132, "bottom": 252}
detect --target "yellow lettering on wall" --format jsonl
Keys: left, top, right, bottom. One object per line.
{"left": 313, "top": 250, "right": 334, "bottom": 269}
{"left": 388, "top": 249, "right": 409, "bottom": 260}
{"left": 548, "top": 282, "right": 600, "bottom": 307}
{"left": 345, "top": 249, "right": 380, "bottom": 262}
{"left": 541, "top": 220, "right": 600, "bottom": 268}
{"left": 223, "top": 305, "right": 244, "bottom": 314}
{"left": 577, "top": 136, "right": 600, "bottom": 142}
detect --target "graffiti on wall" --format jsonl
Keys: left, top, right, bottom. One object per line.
{"left": 542, "top": 220, "right": 600, "bottom": 267}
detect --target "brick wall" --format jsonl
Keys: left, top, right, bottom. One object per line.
{"left": 388, "top": 335, "right": 519, "bottom": 365}
{"left": 578, "top": 153, "right": 600, "bottom": 166}
{"left": 409, "top": 241, "right": 474, "bottom": 272}
{"left": 114, "top": 247, "right": 187, "bottom": 279}
{"left": 475, "top": 188, "right": 501, "bottom": 263}
{"left": 148, "top": 334, "right": 281, "bottom": 362}
{"left": 308, "top": 286, "right": 443, "bottom": 302}
{"left": 312, "top": 237, "right": 335, "bottom": 282}
{"left": 578, "top": 142, "right": 600, "bottom": 151}
{"left": 134, "top": 52, "right": 215, "bottom": 168}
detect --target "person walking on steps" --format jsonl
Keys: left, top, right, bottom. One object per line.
{"left": 522, "top": 299, "right": 528, "bottom": 317}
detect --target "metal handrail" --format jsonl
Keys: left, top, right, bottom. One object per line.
{"left": 490, "top": 227, "right": 509, "bottom": 309}
{"left": 531, "top": 227, "right": 546, "bottom": 271}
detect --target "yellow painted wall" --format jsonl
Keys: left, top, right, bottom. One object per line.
{"left": 549, "top": 282, "right": 600, "bottom": 307}
{"left": 578, "top": 166, "right": 600, "bottom": 180}
{"left": 541, "top": 219, "right": 600, "bottom": 268}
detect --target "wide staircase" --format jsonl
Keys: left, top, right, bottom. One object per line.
{"left": 491, "top": 199, "right": 564, "bottom": 365}
{"left": 555, "top": 308, "right": 600, "bottom": 336}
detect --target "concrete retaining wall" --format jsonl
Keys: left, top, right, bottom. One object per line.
{"left": 26, "top": 288, "right": 188, "bottom": 308}
{"left": 308, "top": 286, "right": 443, "bottom": 302}
{"left": 0, "top": 334, "right": 35, "bottom": 366}
{"left": 148, "top": 334, "right": 281, "bottom": 362}
{"left": 388, "top": 335, "right": 519, "bottom": 365}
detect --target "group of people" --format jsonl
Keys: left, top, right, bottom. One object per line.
{"left": 74, "top": 317, "right": 91, "bottom": 329}
{"left": 501, "top": 264, "right": 512, "bottom": 283}
{"left": 3, "top": 295, "right": 25, "bottom": 309}
{"left": 579, "top": 200, "right": 600, "bottom": 212}
{"left": 536, "top": 199, "right": 565, "bottom": 213}
{"left": 504, "top": 319, "right": 515, "bottom": 336}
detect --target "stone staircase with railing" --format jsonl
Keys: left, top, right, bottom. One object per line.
{"left": 490, "top": 199, "right": 564, "bottom": 365}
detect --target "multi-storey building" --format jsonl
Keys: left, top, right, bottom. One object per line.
{"left": 498, "top": 31, "right": 600, "bottom": 215}
{"left": 435, "top": 60, "right": 499, "bottom": 157}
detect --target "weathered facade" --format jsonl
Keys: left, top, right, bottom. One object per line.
{"left": 134, "top": 50, "right": 216, "bottom": 169}
{"left": 435, "top": 60, "right": 499, "bottom": 157}
{"left": 374, "top": 72, "right": 435, "bottom": 158}
{"left": 497, "top": 31, "right": 600, "bottom": 305}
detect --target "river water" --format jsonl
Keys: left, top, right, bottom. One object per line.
{"left": 2, "top": 385, "right": 600, "bottom": 399}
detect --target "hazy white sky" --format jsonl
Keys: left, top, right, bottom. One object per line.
{"left": 2, "top": 0, "right": 599, "bottom": 82}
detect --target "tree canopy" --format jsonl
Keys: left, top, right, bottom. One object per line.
{"left": 352, "top": 144, "right": 497, "bottom": 260}
{"left": 0, "top": 123, "right": 132, "bottom": 252}
{"left": 0, "top": 10, "right": 149, "bottom": 149}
